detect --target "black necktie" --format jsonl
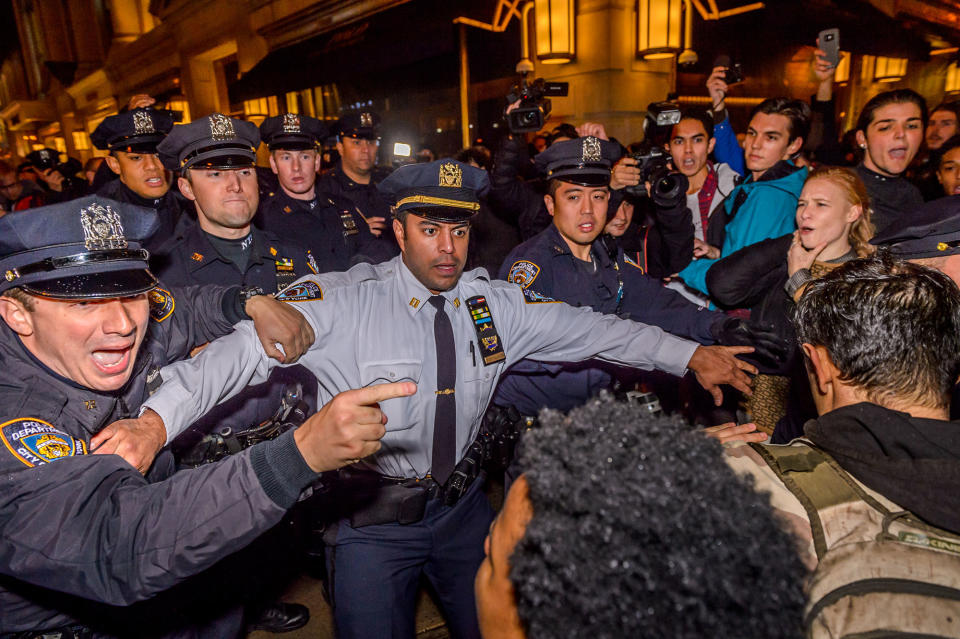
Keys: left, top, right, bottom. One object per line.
{"left": 429, "top": 295, "right": 456, "bottom": 484}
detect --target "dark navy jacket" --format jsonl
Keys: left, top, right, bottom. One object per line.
{"left": 0, "top": 285, "right": 316, "bottom": 636}
{"left": 153, "top": 221, "right": 319, "bottom": 438}
{"left": 257, "top": 187, "right": 397, "bottom": 271}
{"left": 494, "top": 224, "right": 721, "bottom": 414}
{"left": 97, "top": 178, "right": 191, "bottom": 257}
{"left": 316, "top": 160, "right": 397, "bottom": 245}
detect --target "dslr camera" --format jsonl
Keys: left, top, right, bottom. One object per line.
{"left": 505, "top": 76, "right": 569, "bottom": 133}
{"left": 624, "top": 102, "right": 688, "bottom": 205}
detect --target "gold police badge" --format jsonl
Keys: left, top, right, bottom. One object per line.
{"left": 209, "top": 113, "right": 236, "bottom": 141}
{"left": 80, "top": 203, "right": 127, "bottom": 251}
{"left": 133, "top": 110, "right": 155, "bottom": 135}
{"left": 282, "top": 113, "right": 301, "bottom": 133}
{"left": 439, "top": 162, "right": 462, "bottom": 188}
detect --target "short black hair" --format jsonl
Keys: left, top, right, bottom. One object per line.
{"left": 855, "top": 89, "right": 928, "bottom": 134}
{"left": 674, "top": 105, "right": 714, "bottom": 140}
{"left": 934, "top": 134, "right": 960, "bottom": 169}
{"left": 750, "top": 97, "right": 812, "bottom": 144}
{"left": 546, "top": 123, "right": 578, "bottom": 147}
{"left": 794, "top": 253, "right": 960, "bottom": 409}
{"left": 510, "top": 395, "right": 808, "bottom": 639}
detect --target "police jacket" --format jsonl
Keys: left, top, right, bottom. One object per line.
{"left": 97, "top": 178, "right": 190, "bottom": 257}
{"left": 144, "top": 256, "right": 700, "bottom": 479}
{"left": 152, "top": 221, "right": 320, "bottom": 436}
{"left": 257, "top": 187, "right": 397, "bottom": 272}
{"left": 0, "top": 285, "right": 318, "bottom": 635}
{"left": 494, "top": 224, "right": 721, "bottom": 414}
{"left": 316, "top": 161, "right": 398, "bottom": 245}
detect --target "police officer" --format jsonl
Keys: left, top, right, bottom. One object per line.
{"left": 495, "top": 137, "right": 785, "bottom": 416}
{"left": 135, "top": 160, "right": 758, "bottom": 639}
{"left": 317, "top": 110, "right": 397, "bottom": 243}
{"left": 0, "top": 196, "right": 398, "bottom": 637}
{"left": 257, "top": 112, "right": 396, "bottom": 270}
{"left": 91, "top": 107, "right": 190, "bottom": 256}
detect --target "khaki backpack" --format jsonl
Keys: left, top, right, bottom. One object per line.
{"left": 752, "top": 440, "right": 960, "bottom": 638}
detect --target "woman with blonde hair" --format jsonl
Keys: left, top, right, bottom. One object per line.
{"left": 705, "top": 166, "right": 874, "bottom": 441}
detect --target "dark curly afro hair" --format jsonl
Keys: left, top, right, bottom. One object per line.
{"left": 510, "top": 394, "right": 808, "bottom": 639}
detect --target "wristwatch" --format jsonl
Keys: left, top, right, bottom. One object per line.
{"left": 239, "top": 285, "right": 266, "bottom": 318}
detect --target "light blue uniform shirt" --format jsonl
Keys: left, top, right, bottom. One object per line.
{"left": 145, "top": 256, "right": 699, "bottom": 478}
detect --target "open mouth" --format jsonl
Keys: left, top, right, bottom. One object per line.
{"left": 91, "top": 346, "right": 133, "bottom": 375}
{"left": 578, "top": 222, "right": 595, "bottom": 233}
{"left": 888, "top": 148, "right": 907, "bottom": 160}
{"left": 145, "top": 177, "right": 164, "bottom": 187}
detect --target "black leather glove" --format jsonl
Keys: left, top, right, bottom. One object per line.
{"left": 711, "top": 318, "right": 790, "bottom": 368}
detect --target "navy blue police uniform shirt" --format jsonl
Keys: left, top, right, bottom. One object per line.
{"left": 494, "top": 223, "right": 721, "bottom": 414}
{"left": 316, "top": 161, "right": 398, "bottom": 245}
{"left": 257, "top": 187, "right": 397, "bottom": 271}
{"left": 97, "top": 178, "right": 192, "bottom": 257}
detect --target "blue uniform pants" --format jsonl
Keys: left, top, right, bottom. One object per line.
{"left": 326, "top": 478, "right": 492, "bottom": 639}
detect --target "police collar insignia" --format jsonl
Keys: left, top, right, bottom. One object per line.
{"left": 133, "top": 110, "right": 156, "bottom": 135}
{"left": 149, "top": 287, "right": 175, "bottom": 322}
{"left": 0, "top": 417, "right": 86, "bottom": 467}
{"left": 282, "top": 113, "right": 301, "bottom": 133}
{"left": 209, "top": 113, "right": 236, "bottom": 141}
{"left": 81, "top": 202, "right": 128, "bottom": 250}
{"left": 582, "top": 136, "right": 602, "bottom": 162}
{"left": 466, "top": 295, "right": 506, "bottom": 365}
{"left": 439, "top": 162, "right": 463, "bottom": 188}
{"left": 360, "top": 112, "right": 373, "bottom": 128}
{"left": 275, "top": 280, "right": 323, "bottom": 302}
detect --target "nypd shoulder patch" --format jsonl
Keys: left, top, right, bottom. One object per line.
{"left": 0, "top": 417, "right": 86, "bottom": 468}
{"left": 276, "top": 280, "right": 323, "bottom": 303}
{"left": 521, "top": 287, "right": 558, "bottom": 304}
{"left": 149, "top": 287, "right": 175, "bottom": 322}
{"left": 507, "top": 260, "right": 540, "bottom": 289}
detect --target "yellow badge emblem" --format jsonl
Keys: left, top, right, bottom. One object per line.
{"left": 438, "top": 162, "right": 463, "bottom": 188}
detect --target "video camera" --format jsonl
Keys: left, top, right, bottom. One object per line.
{"left": 623, "top": 102, "right": 688, "bottom": 204}
{"left": 505, "top": 76, "right": 569, "bottom": 133}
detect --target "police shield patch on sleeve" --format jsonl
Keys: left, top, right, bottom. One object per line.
{"left": 507, "top": 260, "right": 540, "bottom": 289}
{"left": 149, "top": 287, "right": 175, "bottom": 322}
{"left": 276, "top": 280, "right": 323, "bottom": 302}
{"left": 1, "top": 417, "right": 86, "bottom": 467}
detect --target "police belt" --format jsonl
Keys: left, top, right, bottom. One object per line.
{"left": 3, "top": 623, "right": 92, "bottom": 639}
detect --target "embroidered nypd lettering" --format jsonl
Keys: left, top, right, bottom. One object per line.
{"left": 148, "top": 287, "right": 175, "bottom": 322}
{"left": 466, "top": 295, "right": 506, "bottom": 365}
{"left": 521, "top": 287, "right": 558, "bottom": 304}
{"left": 507, "top": 260, "right": 540, "bottom": 289}
{"left": 0, "top": 417, "right": 86, "bottom": 467}
{"left": 275, "top": 280, "right": 323, "bottom": 302}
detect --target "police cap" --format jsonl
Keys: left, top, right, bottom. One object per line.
{"left": 535, "top": 136, "right": 622, "bottom": 187}
{"left": 90, "top": 108, "right": 176, "bottom": 153}
{"left": 336, "top": 111, "right": 381, "bottom": 140}
{"left": 870, "top": 195, "right": 960, "bottom": 259}
{"left": 0, "top": 196, "right": 158, "bottom": 299}
{"left": 377, "top": 159, "right": 489, "bottom": 223}
{"left": 260, "top": 113, "right": 328, "bottom": 151}
{"left": 157, "top": 113, "right": 259, "bottom": 171}
{"left": 25, "top": 148, "right": 60, "bottom": 171}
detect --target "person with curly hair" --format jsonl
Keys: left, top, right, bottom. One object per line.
{"left": 475, "top": 395, "right": 809, "bottom": 639}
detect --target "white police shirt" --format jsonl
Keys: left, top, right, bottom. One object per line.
{"left": 145, "top": 256, "right": 699, "bottom": 479}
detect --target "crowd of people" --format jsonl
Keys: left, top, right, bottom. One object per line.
{"left": 1, "top": 40, "right": 959, "bottom": 639}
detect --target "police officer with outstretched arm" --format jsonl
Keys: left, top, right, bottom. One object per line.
{"left": 0, "top": 196, "right": 411, "bottom": 637}
{"left": 125, "top": 159, "right": 757, "bottom": 639}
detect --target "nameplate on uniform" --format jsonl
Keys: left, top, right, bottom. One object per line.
{"left": 0, "top": 417, "right": 86, "bottom": 467}
{"left": 340, "top": 212, "right": 359, "bottom": 237}
{"left": 466, "top": 295, "right": 506, "bottom": 365}
{"left": 275, "top": 280, "right": 323, "bottom": 302}
{"left": 148, "top": 287, "right": 175, "bottom": 322}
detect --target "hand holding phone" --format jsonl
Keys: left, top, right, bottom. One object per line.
{"left": 818, "top": 28, "right": 840, "bottom": 68}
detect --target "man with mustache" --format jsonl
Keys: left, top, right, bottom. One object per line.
{"left": 132, "top": 158, "right": 759, "bottom": 639}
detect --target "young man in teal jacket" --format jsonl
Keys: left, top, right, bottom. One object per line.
{"left": 678, "top": 98, "right": 810, "bottom": 295}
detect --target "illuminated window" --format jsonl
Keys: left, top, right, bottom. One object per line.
{"left": 835, "top": 51, "right": 851, "bottom": 84}
{"left": 53, "top": 138, "right": 67, "bottom": 153}
{"left": 535, "top": 0, "right": 575, "bottom": 63}
{"left": 72, "top": 130, "right": 90, "bottom": 151}
{"left": 947, "top": 63, "right": 960, "bottom": 93}
{"left": 286, "top": 92, "right": 300, "bottom": 114}
{"left": 244, "top": 98, "right": 269, "bottom": 117}
{"left": 874, "top": 56, "right": 907, "bottom": 83}
{"left": 166, "top": 99, "right": 191, "bottom": 124}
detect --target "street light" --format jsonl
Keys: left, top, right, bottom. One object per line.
{"left": 535, "top": 0, "right": 575, "bottom": 64}
{"left": 637, "top": 0, "right": 682, "bottom": 60}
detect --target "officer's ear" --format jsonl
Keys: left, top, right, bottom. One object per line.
{"left": 104, "top": 154, "right": 122, "bottom": 176}
{"left": 393, "top": 216, "right": 406, "bottom": 251}
{"left": 268, "top": 153, "right": 279, "bottom": 176}
{"left": 0, "top": 294, "right": 36, "bottom": 337}
{"left": 543, "top": 193, "right": 555, "bottom": 217}
{"left": 312, "top": 152, "right": 322, "bottom": 173}
{"left": 178, "top": 175, "right": 196, "bottom": 201}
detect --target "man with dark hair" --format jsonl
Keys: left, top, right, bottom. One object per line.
{"left": 674, "top": 97, "right": 810, "bottom": 296}
{"left": 720, "top": 254, "right": 960, "bottom": 637}
{"left": 474, "top": 395, "right": 809, "bottom": 639}
{"left": 926, "top": 100, "right": 960, "bottom": 151}
{"left": 933, "top": 134, "right": 960, "bottom": 197}
{"left": 0, "top": 159, "right": 45, "bottom": 212}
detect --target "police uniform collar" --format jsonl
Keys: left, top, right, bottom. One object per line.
{"left": 545, "top": 224, "right": 573, "bottom": 257}
{"left": 396, "top": 256, "right": 462, "bottom": 316}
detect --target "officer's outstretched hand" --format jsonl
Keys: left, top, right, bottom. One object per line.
{"left": 92, "top": 409, "right": 167, "bottom": 474}
{"left": 245, "top": 294, "right": 316, "bottom": 363}
{"left": 295, "top": 382, "right": 417, "bottom": 472}
{"left": 703, "top": 421, "right": 769, "bottom": 445}
{"left": 687, "top": 345, "right": 757, "bottom": 406}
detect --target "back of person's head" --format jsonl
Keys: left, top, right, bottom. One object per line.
{"left": 677, "top": 105, "right": 714, "bottom": 139}
{"left": 805, "top": 166, "right": 875, "bottom": 256}
{"left": 546, "top": 123, "right": 578, "bottom": 147}
{"left": 509, "top": 396, "right": 808, "bottom": 639}
{"left": 855, "top": 89, "right": 928, "bottom": 134}
{"left": 795, "top": 253, "right": 960, "bottom": 410}
{"left": 750, "top": 97, "right": 811, "bottom": 144}
{"left": 455, "top": 145, "right": 492, "bottom": 170}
